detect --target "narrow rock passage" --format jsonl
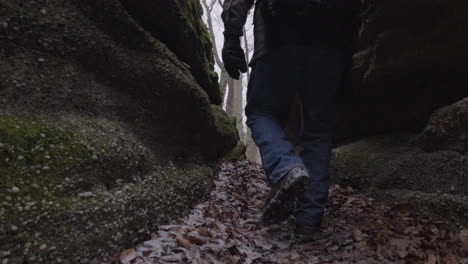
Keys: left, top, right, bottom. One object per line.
{"left": 117, "top": 162, "right": 466, "bottom": 264}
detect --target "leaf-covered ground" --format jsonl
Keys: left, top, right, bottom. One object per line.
{"left": 116, "top": 161, "right": 467, "bottom": 264}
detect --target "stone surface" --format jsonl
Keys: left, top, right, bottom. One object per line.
{"left": 337, "top": 0, "right": 468, "bottom": 140}
{"left": 0, "top": 115, "right": 214, "bottom": 263}
{"left": 0, "top": 0, "right": 236, "bottom": 159}
{"left": 120, "top": 0, "right": 221, "bottom": 105}
{"left": 0, "top": 0, "right": 239, "bottom": 262}
{"left": 330, "top": 134, "right": 468, "bottom": 226}
{"left": 417, "top": 98, "right": 468, "bottom": 153}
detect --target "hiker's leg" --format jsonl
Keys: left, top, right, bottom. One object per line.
{"left": 246, "top": 45, "right": 304, "bottom": 185}
{"left": 294, "top": 44, "right": 346, "bottom": 227}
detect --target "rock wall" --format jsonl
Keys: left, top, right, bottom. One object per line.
{"left": 331, "top": 99, "right": 468, "bottom": 227}
{"left": 0, "top": 0, "right": 239, "bottom": 262}
{"left": 337, "top": 0, "right": 468, "bottom": 140}
{"left": 331, "top": 0, "right": 468, "bottom": 227}
{"left": 120, "top": 0, "right": 222, "bottom": 105}
{"left": 0, "top": 0, "right": 234, "bottom": 158}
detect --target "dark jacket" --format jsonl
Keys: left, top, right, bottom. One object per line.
{"left": 221, "top": 0, "right": 361, "bottom": 66}
{"left": 221, "top": 0, "right": 266, "bottom": 65}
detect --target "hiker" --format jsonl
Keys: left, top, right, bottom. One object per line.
{"left": 221, "top": 0, "right": 360, "bottom": 237}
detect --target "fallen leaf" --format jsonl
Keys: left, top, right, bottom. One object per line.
{"left": 177, "top": 237, "right": 192, "bottom": 249}
{"left": 185, "top": 235, "right": 206, "bottom": 245}
{"left": 197, "top": 226, "right": 211, "bottom": 237}
{"left": 119, "top": 248, "right": 136, "bottom": 262}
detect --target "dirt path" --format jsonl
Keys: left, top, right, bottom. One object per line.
{"left": 116, "top": 162, "right": 467, "bottom": 264}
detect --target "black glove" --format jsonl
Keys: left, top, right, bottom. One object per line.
{"left": 222, "top": 34, "right": 248, "bottom": 80}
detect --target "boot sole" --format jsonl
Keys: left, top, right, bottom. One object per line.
{"left": 262, "top": 174, "right": 310, "bottom": 224}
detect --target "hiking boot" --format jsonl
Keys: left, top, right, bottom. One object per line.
{"left": 262, "top": 166, "right": 310, "bottom": 224}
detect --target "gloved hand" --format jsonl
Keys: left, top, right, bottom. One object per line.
{"left": 222, "top": 34, "right": 248, "bottom": 80}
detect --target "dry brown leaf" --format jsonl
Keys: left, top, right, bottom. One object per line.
{"left": 197, "top": 226, "right": 211, "bottom": 237}
{"left": 185, "top": 235, "right": 206, "bottom": 245}
{"left": 177, "top": 237, "right": 192, "bottom": 249}
{"left": 119, "top": 248, "right": 136, "bottom": 262}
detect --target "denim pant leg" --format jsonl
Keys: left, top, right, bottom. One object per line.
{"left": 294, "top": 45, "right": 346, "bottom": 226}
{"left": 246, "top": 46, "right": 305, "bottom": 185}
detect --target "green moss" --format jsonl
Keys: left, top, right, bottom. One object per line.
{"left": 0, "top": 114, "right": 216, "bottom": 262}
{"left": 212, "top": 105, "right": 238, "bottom": 139}
{"left": 0, "top": 115, "right": 90, "bottom": 202}
{"left": 208, "top": 105, "right": 239, "bottom": 158}
{"left": 183, "top": 0, "right": 221, "bottom": 104}
{"left": 222, "top": 142, "right": 247, "bottom": 161}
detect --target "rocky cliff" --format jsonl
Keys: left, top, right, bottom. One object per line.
{"left": 0, "top": 0, "right": 238, "bottom": 263}
{"left": 337, "top": 0, "right": 468, "bottom": 139}
{"left": 332, "top": 0, "right": 467, "bottom": 227}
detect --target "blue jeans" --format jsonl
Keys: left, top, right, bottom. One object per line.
{"left": 246, "top": 44, "right": 346, "bottom": 225}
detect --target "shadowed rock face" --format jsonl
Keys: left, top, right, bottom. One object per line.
{"left": 418, "top": 98, "right": 468, "bottom": 154}
{"left": 331, "top": 99, "right": 468, "bottom": 227}
{"left": 120, "top": 0, "right": 222, "bottom": 105}
{"left": 330, "top": 134, "right": 468, "bottom": 227}
{"left": 337, "top": 0, "right": 468, "bottom": 140}
{"left": 0, "top": 0, "right": 234, "bottom": 158}
{"left": 0, "top": 115, "right": 215, "bottom": 263}
{"left": 0, "top": 0, "right": 238, "bottom": 262}
{"left": 330, "top": 0, "right": 468, "bottom": 224}
{"left": 331, "top": 98, "right": 468, "bottom": 228}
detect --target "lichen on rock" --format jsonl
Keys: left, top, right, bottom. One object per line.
{"left": 0, "top": 114, "right": 217, "bottom": 263}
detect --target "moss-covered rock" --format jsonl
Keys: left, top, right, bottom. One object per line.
{"left": 119, "top": 0, "right": 222, "bottom": 105}
{"left": 417, "top": 98, "right": 468, "bottom": 153}
{"left": 0, "top": 114, "right": 215, "bottom": 263}
{"left": 330, "top": 134, "right": 468, "bottom": 226}
{"left": 0, "top": 0, "right": 238, "bottom": 261}
{"left": 208, "top": 105, "right": 241, "bottom": 158}
{"left": 0, "top": 0, "right": 235, "bottom": 161}
{"left": 336, "top": 0, "right": 468, "bottom": 141}
{"left": 222, "top": 142, "right": 247, "bottom": 162}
